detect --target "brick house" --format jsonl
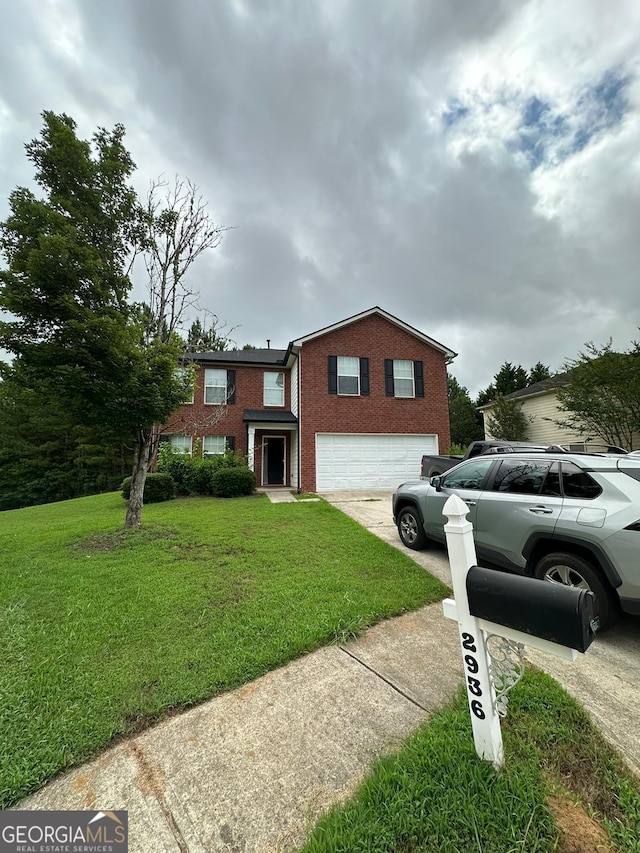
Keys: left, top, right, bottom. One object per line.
{"left": 162, "top": 307, "right": 456, "bottom": 491}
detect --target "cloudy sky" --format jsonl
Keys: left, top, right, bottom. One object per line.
{"left": 1, "top": 0, "right": 639, "bottom": 397}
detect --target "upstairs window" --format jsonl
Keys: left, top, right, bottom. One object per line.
{"left": 337, "top": 357, "right": 360, "bottom": 395}
{"left": 174, "top": 367, "right": 194, "bottom": 404}
{"left": 384, "top": 359, "right": 424, "bottom": 398}
{"left": 328, "top": 356, "right": 369, "bottom": 396}
{"left": 204, "top": 368, "right": 235, "bottom": 405}
{"left": 393, "top": 360, "right": 414, "bottom": 397}
{"left": 264, "top": 372, "right": 285, "bottom": 406}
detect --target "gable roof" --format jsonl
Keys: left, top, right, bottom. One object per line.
{"left": 185, "top": 307, "right": 457, "bottom": 367}
{"left": 477, "top": 372, "right": 571, "bottom": 410}
{"left": 290, "top": 306, "right": 457, "bottom": 360}
{"left": 505, "top": 372, "right": 571, "bottom": 401}
{"left": 184, "top": 349, "right": 288, "bottom": 366}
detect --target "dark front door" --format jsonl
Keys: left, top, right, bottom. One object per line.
{"left": 264, "top": 436, "right": 285, "bottom": 485}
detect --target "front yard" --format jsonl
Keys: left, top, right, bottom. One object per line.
{"left": 0, "top": 491, "right": 448, "bottom": 808}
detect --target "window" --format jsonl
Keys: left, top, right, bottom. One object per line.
{"left": 203, "top": 436, "right": 226, "bottom": 457}
{"left": 204, "top": 369, "right": 235, "bottom": 405}
{"left": 337, "top": 357, "right": 360, "bottom": 395}
{"left": 393, "top": 360, "right": 414, "bottom": 397}
{"left": 170, "top": 435, "right": 192, "bottom": 454}
{"left": 443, "top": 458, "right": 494, "bottom": 491}
{"left": 264, "top": 372, "right": 285, "bottom": 406}
{"left": 491, "top": 459, "right": 554, "bottom": 495}
{"left": 560, "top": 462, "right": 602, "bottom": 499}
{"left": 384, "top": 359, "right": 424, "bottom": 397}
{"left": 328, "top": 356, "right": 369, "bottom": 395}
{"left": 174, "top": 367, "right": 194, "bottom": 403}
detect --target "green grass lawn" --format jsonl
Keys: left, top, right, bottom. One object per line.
{"left": 0, "top": 491, "right": 448, "bottom": 808}
{"left": 301, "top": 669, "right": 640, "bottom": 853}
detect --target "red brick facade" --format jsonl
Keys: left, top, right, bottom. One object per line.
{"left": 297, "top": 314, "right": 451, "bottom": 491}
{"left": 161, "top": 309, "right": 453, "bottom": 492}
{"left": 163, "top": 363, "right": 292, "bottom": 487}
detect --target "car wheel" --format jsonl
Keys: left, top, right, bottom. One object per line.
{"left": 533, "top": 552, "right": 617, "bottom": 630}
{"left": 397, "top": 507, "right": 427, "bottom": 550}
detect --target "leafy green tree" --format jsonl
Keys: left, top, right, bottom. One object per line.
{"left": 494, "top": 362, "right": 529, "bottom": 395}
{"left": 0, "top": 371, "right": 130, "bottom": 510}
{"left": 528, "top": 361, "right": 551, "bottom": 384}
{"left": 186, "top": 316, "right": 230, "bottom": 352}
{"left": 555, "top": 341, "right": 640, "bottom": 450}
{"left": 448, "top": 375, "right": 483, "bottom": 448}
{"left": 475, "top": 383, "right": 497, "bottom": 407}
{"left": 485, "top": 395, "right": 531, "bottom": 441}
{"left": 477, "top": 361, "right": 551, "bottom": 406}
{"left": 0, "top": 112, "right": 188, "bottom": 527}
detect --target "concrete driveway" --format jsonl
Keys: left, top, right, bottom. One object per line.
{"left": 321, "top": 490, "right": 640, "bottom": 776}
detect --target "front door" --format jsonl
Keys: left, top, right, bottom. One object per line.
{"left": 263, "top": 436, "right": 285, "bottom": 486}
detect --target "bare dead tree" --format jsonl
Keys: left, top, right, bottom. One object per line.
{"left": 144, "top": 176, "right": 232, "bottom": 344}
{"left": 125, "top": 176, "right": 231, "bottom": 528}
{"left": 162, "top": 385, "right": 233, "bottom": 437}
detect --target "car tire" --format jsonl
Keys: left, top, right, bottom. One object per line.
{"left": 533, "top": 552, "right": 617, "bottom": 630}
{"left": 397, "top": 506, "right": 427, "bottom": 550}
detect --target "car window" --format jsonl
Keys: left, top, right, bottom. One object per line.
{"left": 490, "top": 459, "right": 555, "bottom": 495}
{"left": 443, "top": 459, "right": 494, "bottom": 491}
{"left": 560, "top": 461, "right": 602, "bottom": 499}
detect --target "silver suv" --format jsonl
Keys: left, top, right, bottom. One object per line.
{"left": 392, "top": 451, "right": 640, "bottom": 629}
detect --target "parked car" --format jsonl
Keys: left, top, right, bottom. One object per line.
{"left": 420, "top": 439, "right": 559, "bottom": 479}
{"left": 393, "top": 451, "right": 640, "bottom": 629}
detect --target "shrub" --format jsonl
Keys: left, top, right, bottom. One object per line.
{"left": 183, "top": 458, "right": 218, "bottom": 496}
{"left": 156, "top": 445, "right": 193, "bottom": 495}
{"left": 120, "top": 472, "right": 176, "bottom": 503}
{"left": 211, "top": 467, "right": 256, "bottom": 498}
{"left": 156, "top": 444, "right": 252, "bottom": 496}
{"left": 445, "top": 444, "right": 466, "bottom": 457}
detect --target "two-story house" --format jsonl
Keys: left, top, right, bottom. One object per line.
{"left": 162, "top": 307, "right": 456, "bottom": 491}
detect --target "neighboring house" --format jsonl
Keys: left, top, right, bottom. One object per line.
{"left": 161, "top": 307, "right": 456, "bottom": 491}
{"left": 479, "top": 373, "right": 629, "bottom": 451}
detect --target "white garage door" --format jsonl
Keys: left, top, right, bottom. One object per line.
{"left": 316, "top": 433, "right": 438, "bottom": 491}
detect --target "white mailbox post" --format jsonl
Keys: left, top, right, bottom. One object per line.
{"left": 442, "top": 493, "right": 584, "bottom": 770}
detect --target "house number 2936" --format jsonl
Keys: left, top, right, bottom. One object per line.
{"left": 461, "top": 632, "right": 486, "bottom": 720}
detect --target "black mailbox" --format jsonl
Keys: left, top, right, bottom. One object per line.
{"left": 466, "top": 566, "right": 598, "bottom": 653}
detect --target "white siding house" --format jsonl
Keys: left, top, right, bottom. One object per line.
{"left": 480, "top": 374, "right": 638, "bottom": 451}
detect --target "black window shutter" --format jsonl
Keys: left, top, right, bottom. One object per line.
{"left": 360, "top": 357, "right": 370, "bottom": 395}
{"left": 226, "top": 436, "right": 235, "bottom": 451}
{"left": 328, "top": 355, "right": 338, "bottom": 394}
{"left": 384, "top": 359, "right": 395, "bottom": 397}
{"left": 226, "top": 369, "right": 236, "bottom": 404}
{"left": 414, "top": 361, "right": 424, "bottom": 397}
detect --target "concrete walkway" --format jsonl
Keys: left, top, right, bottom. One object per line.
{"left": 19, "top": 489, "right": 462, "bottom": 852}
{"left": 21, "top": 607, "right": 462, "bottom": 852}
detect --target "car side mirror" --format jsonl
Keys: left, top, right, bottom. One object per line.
{"left": 431, "top": 476, "right": 442, "bottom": 491}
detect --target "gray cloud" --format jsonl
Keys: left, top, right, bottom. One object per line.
{"left": 1, "top": 0, "right": 639, "bottom": 398}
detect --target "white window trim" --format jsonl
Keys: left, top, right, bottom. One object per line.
{"left": 175, "top": 367, "right": 194, "bottom": 404}
{"left": 204, "top": 368, "right": 227, "bottom": 405}
{"left": 170, "top": 435, "right": 192, "bottom": 455}
{"left": 337, "top": 356, "right": 360, "bottom": 396}
{"left": 393, "top": 360, "right": 415, "bottom": 398}
{"left": 203, "top": 435, "right": 227, "bottom": 457}
{"left": 263, "top": 371, "right": 285, "bottom": 407}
